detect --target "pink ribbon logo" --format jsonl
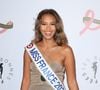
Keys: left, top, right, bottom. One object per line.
{"left": 80, "top": 10, "right": 100, "bottom": 35}
{"left": 0, "top": 21, "right": 13, "bottom": 34}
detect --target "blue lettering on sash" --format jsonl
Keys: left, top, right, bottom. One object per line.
{"left": 54, "top": 82, "right": 64, "bottom": 90}
{"left": 29, "top": 47, "right": 65, "bottom": 90}
{"left": 30, "top": 48, "right": 41, "bottom": 62}
{"left": 37, "top": 59, "right": 46, "bottom": 69}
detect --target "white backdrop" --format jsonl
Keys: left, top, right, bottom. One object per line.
{"left": 0, "top": 0, "right": 100, "bottom": 90}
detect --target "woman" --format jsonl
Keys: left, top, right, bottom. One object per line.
{"left": 21, "top": 9, "right": 79, "bottom": 90}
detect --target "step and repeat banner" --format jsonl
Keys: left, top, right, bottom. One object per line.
{"left": 0, "top": 0, "right": 100, "bottom": 90}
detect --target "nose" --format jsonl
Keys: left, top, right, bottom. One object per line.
{"left": 46, "top": 25, "right": 51, "bottom": 31}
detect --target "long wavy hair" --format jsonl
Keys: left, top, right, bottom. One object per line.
{"left": 33, "top": 9, "right": 68, "bottom": 46}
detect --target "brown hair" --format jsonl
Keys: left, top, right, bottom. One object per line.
{"left": 33, "top": 9, "right": 68, "bottom": 46}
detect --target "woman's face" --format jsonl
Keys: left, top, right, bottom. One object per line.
{"left": 40, "top": 14, "right": 56, "bottom": 40}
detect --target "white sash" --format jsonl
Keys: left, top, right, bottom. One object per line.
{"left": 25, "top": 43, "right": 65, "bottom": 90}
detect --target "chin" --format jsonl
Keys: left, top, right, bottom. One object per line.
{"left": 44, "top": 36, "right": 54, "bottom": 40}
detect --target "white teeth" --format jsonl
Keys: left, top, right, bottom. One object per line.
{"left": 45, "top": 31, "right": 51, "bottom": 33}
{"left": 45, "top": 32, "right": 52, "bottom": 35}
{"left": 45, "top": 32, "right": 51, "bottom": 34}
{"left": 46, "top": 32, "right": 51, "bottom": 34}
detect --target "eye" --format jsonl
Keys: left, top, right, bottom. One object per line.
{"left": 51, "top": 23, "right": 56, "bottom": 25}
{"left": 51, "top": 24, "right": 55, "bottom": 25}
{"left": 41, "top": 23, "right": 46, "bottom": 25}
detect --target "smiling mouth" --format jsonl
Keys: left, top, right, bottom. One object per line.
{"left": 44, "top": 32, "right": 52, "bottom": 36}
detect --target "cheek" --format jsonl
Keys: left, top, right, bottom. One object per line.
{"left": 40, "top": 26, "right": 45, "bottom": 31}
{"left": 52, "top": 27, "right": 56, "bottom": 33}
{"left": 40, "top": 25, "right": 56, "bottom": 32}
{"left": 50, "top": 26, "right": 56, "bottom": 32}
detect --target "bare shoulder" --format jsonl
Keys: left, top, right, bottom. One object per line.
{"left": 23, "top": 49, "right": 32, "bottom": 63}
{"left": 62, "top": 45, "right": 74, "bottom": 55}
{"left": 23, "top": 49, "right": 28, "bottom": 57}
{"left": 62, "top": 45, "right": 75, "bottom": 67}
